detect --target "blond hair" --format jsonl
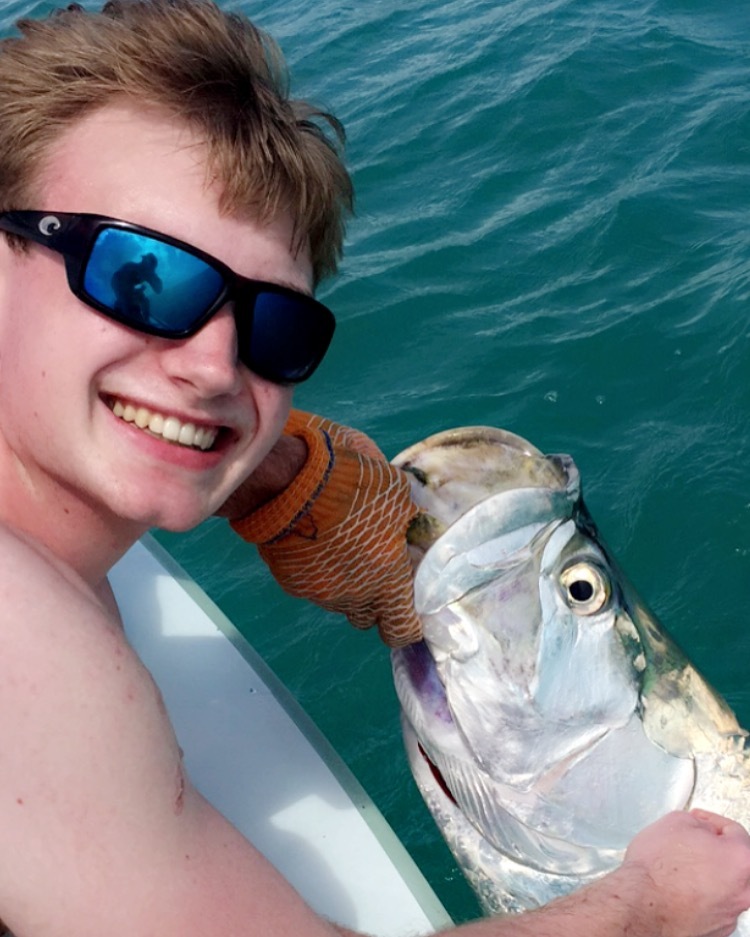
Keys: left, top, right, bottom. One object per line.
{"left": 0, "top": 0, "right": 353, "bottom": 283}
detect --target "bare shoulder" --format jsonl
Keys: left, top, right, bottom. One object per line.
{"left": 0, "top": 521, "right": 128, "bottom": 677}
{"left": 0, "top": 520, "right": 114, "bottom": 622}
{"left": 0, "top": 525, "right": 342, "bottom": 936}
{"left": 0, "top": 522, "right": 140, "bottom": 716}
{"left": 0, "top": 524, "right": 177, "bottom": 925}
{"left": 0, "top": 521, "right": 181, "bottom": 822}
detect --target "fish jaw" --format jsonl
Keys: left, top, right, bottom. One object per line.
{"left": 393, "top": 641, "right": 624, "bottom": 881}
{"left": 400, "top": 715, "right": 608, "bottom": 916}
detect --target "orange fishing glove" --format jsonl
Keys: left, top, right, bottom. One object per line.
{"left": 229, "top": 410, "right": 423, "bottom": 648}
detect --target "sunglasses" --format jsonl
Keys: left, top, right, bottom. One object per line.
{"left": 0, "top": 210, "right": 335, "bottom": 384}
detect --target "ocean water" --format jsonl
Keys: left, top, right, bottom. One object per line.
{"left": 4, "top": 0, "right": 750, "bottom": 924}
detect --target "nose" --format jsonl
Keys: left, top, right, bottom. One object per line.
{"left": 160, "top": 305, "right": 243, "bottom": 397}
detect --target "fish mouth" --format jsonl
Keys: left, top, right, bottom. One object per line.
{"left": 394, "top": 427, "right": 573, "bottom": 570}
{"left": 418, "top": 743, "right": 458, "bottom": 805}
{"left": 394, "top": 427, "right": 569, "bottom": 534}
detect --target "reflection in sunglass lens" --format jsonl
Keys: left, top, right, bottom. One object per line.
{"left": 83, "top": 228, "right": 225, "bottom": 331}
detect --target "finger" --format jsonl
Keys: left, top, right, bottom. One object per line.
{"left": 377, "top": 604, "right": 423, "bottom": 648}
{"left": 689, "top": 808, "right": 749, "bottom": 838}
{"left": 302, "top": 412, "right": 385, "bottom": 460}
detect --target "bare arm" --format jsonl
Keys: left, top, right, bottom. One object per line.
{"left": 460, "top": 809, "right": 750, "bottom": 937}
{"left": 332, "top": 810, "right": 750, "bottom": 937}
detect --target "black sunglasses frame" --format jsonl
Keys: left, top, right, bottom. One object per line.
{"left": 0, "top": 210, "right": 335, "bottom": 384}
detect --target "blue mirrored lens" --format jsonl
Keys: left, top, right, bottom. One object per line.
{"left": 83, "top": 227, "right": 225, "bottom": 332}
{"left": 238, "top": 291, "right": 334, "bottom": 383}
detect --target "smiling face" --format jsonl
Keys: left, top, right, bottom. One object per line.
{"left": 0, "top": 102, "right": 312, "bottom": 568}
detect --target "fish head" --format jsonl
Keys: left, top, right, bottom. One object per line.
{"left": 392, "top": 428, "right": 700, "bottom": 889}
{"left": 395, "top": 428, "right": 639, "bottom": 756}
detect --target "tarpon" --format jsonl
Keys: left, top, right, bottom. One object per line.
{"left": 391, "top": 426, "right": 750, "bottom": 926}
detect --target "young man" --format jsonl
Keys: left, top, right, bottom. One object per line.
{"left": 0, "top": 2, "right": 747, "bottom": 935}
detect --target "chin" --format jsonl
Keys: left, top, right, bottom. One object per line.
{"left": 155, "top": 516, "right": 207, "bottom": 534}
{"left": 153, "top": 501, "right": 218, "bottom": 533}
{"left": 115, "top": 494, "right": 217, "bottom": 535}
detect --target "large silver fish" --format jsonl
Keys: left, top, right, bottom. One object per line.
{"left": 391, "top": 426, "right": 750, "bottom": 925}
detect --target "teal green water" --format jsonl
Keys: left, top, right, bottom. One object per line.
{"left": 5, "top": 0, "right": 750, "bottom": 923}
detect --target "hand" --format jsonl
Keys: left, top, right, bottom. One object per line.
{"left": 622, "top": 809, "right": 750, "bottom": 937}
{"left": 226, "top": 411, "right": 423, "bottom": 648}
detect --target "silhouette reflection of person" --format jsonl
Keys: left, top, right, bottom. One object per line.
{"left": 112, "top": 253, "right": 163, "bottom": 320}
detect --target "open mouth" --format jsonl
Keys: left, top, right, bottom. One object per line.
{"left": 418, "top": 743, "right": 458, "bottom": 805}
{"left": 106, "top": 396, "right": 222, "bottom": 452}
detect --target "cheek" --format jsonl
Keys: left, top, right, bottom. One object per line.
{"left": 0, "top": 255, "right": 72, "bottom": 446}
{"left": 245, "top": 376, "right": 293, "bottom": 455}
{"left": 0, "top": 259, "right": 71, "bottom": 378}
{"left": 0, "top": 284, "right": 136, "bottom": 440}
{"left": 249, "top": 372, "right": 293, "bottom": 422}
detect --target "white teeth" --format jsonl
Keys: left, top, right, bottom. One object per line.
{"left": 148, "top": 413, "right": 165, "bottom": 435}
{"left": 162, "top": 417, "right": 181, "bottom": 442}
{"left": 110, "top": 399, "right": 218, "bottom": 451}
{"left": 178, "top": 423, "right": 196, "bottom": 445}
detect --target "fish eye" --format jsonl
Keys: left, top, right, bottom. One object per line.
{"left": 559, "top": 562, "right": 610, "bottom": 614}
